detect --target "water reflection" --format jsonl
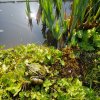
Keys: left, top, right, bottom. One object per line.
{"left": 0, "top": 1, "right": 72, "bottom": 49}
{"left": 36, "top": 5, "right": 42, "bottom": 24}
{"left": 0, "top": 2, "right": 45, "bottom": 48}
{"left": 25, "top": 0, "right": 33, "bottom": 30}
{"left": 25, "top": 1, "right": 39, "bottom": 30}
{"left": 0, "top": 29, "right": 4, "bottom": 33}
{"left": 0, "top": 9, "right": 3, "bottom": 12}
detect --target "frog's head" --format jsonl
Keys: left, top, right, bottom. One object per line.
{"left": 25, "top": 63, "right": 48, "bottom": 76}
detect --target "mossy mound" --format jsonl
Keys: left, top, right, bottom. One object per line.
{"left": 0, "top": 44, "right": 99, "bottom": 99}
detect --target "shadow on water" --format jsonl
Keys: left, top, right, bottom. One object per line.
{"left": 0, "top": 0, "right": 72, "bottom": 49}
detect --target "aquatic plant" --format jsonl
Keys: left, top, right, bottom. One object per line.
{"left": 69, "top": 0, "right": 100, "bottom": 42}
{"left": 38, "top": 0, "right": 100, "bottom": 49}
{"left": 69, "top": 0, "right": 89, "bottom": 33}
{"left": 38, "top": 0, "right": 68, "bottom": 48}
{"left": 70, "top": 27, "right": 100, "bottom": 51}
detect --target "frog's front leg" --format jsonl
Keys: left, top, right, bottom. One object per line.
{"left": 21, "top": 80, "right": 31, "bottom": 91}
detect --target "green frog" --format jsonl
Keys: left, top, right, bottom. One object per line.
{"left": 25, "top": 63, "right": 49, "bottom": 85}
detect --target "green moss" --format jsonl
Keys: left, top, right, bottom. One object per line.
{"left": 0, "top": 44, "right": 99, "bottom": 99}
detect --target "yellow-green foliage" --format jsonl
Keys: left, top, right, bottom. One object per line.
{"left": 70, "top": 28, "right": 100, "bottom": 51}
{"left": 0, "top": 44, "right": 99, "bottom": 99}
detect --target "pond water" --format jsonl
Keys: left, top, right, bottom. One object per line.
{"left": 0, "top": 1, "right": 72, "bottom": 48}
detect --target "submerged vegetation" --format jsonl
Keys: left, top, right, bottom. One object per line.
{"left": 0, "top": 0, "right": 100, "bottom": 99}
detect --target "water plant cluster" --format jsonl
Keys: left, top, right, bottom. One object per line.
{"left": 37, "top": 0, "right": 100, "bottom": 48}
{"left": 25, "top": 0, "right": 100, "bottom": 48}
{"left": 70, "top": 27, "right": 100, "bottom": 51}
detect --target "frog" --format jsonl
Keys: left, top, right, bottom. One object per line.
{"left": 25, "top": 63, "right": 49, "bottom": 85}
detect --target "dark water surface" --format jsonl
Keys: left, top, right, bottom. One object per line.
{"left": 0, "top": 1, "right": 71, "bottom": 48}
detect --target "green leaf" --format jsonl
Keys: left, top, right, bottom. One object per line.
{"left": 43, "top": 79, "right": 52, "bottom": 88}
